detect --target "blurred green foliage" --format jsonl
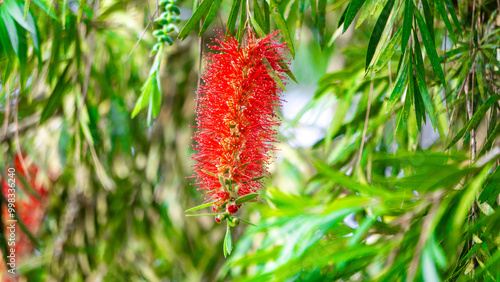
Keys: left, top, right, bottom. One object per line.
{"left": 0, "top": 0, "right": 499, "bottom": 281}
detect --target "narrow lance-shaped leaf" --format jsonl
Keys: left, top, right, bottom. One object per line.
{"left": 413, "top": 35, "right": 437, "bottom": 128}
{"left": 433, "top": 0, "right": 456, "bottom": 42}
{"left": 343, "top": 0, "right": 366, "bottom": 33}
{"left": 388, "top": 54, "right": 409, "bottom": 112}
{"left": 40, "top": 62, "right": 72, "bottom": 124}
{"left": 365, "top": 0, "right": 395, "bottom": 70}
{"left": 447, "top": 95, "right": 500, "bottom": 149}
{"left": 1, "top": 8, "right": 19, "bottom": 55}
{"left": 185, "top": 202, "right": 214, "bottom": 213}
{"left": 414, "top": 9, "right": 446, "bottom": 87}
{"left": 226, "top": 0, "right": 241, "bottom": 35}
{"left": 237, "top": 0, "right": 246, "bottom": 42}
{"left": 250, "top": 14, "right": 265, "bottom": 37}
{"left": 478, "top": 166, "right": 500, "bottom": 206}
{"left": 374, "top": 26, "right": 402, "bottom": 72}
{"left": 278, "top": 59, "right": 298, "bottom": 83}
{"left": 253, "top": 0, "right": 266, "bottom": 33}
{"left": 318, "top": 0, "right": 326, "bottom": 49}
{"left": 401, "top": 0, "right": 412, "bottom": 53}
{"left": 235, "top": 193, "right": 259, "bottom": 204}
{"left": 3, "top": 0, "right": 35, "bottom": 33}
{"left": 185, "top": 212, "right": 225, "bottom": 217}
{"left": 270, "top": 0, "right": 295, "bottom": 57}
{"left": 262, "top": 58, "right": 286, "bottom": 90}
{"left": 477, "top": 123, "right": 500, "bottom": 158}
{"left": 199, "top": 0, "right": 223, "bottom": 36}
{"left": 421, "top": 0, "right": 434, "bottom": 42}
{"left": 223, "top": 223, "right": 232, "bottom": 257}
{"left": 263, "top": 0, "right": 270, "bottom": 33}
{"left": 238, "top": 218, "right": 257, "bottom": 226}
{"left": 178, "top": 0, "right": 215, "bottom": 40}
{"left": 444, "top": 0, "right": 461, "bottom": 32}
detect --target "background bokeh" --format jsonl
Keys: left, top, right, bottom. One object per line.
{"left": 0, "top": 0, "right": 499, "bottom": 281}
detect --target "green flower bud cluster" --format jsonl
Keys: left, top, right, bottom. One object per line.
{"left": 151, "top": 0, "right": 181, "bottom": 56}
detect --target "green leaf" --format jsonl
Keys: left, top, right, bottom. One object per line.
{"left": 414, "top": 9, "right": 446, "bottom": 87}
{"left": 477, "top": 123, "right": 500, "bottom": 158}
{"left": 2, "top": 0, "right": 35, "bottom": 33}
{"left": 253, "top": 0, "right": 266, "bottom": 34}
{"left": 185, "top": 202, "right": 214, "bottom": 212}
{"left": 446, "top": 95, "right": 500, "bottom": 149}
{"left": 238, "top": 218, "right": 257, "bottom": 226}
{"left": 444, "top": 0, "right": 461, "bottom": 32}
{"left": 310, "top": 0, "right": 317, "bottom": 26}
{"left": 199, "top": 0, "right": 223, "bottom": 36}
{"left": 270, "top": 0, "right": 295, "bottom": 57}
{"left": 131, "top": 75, "right": 154, "bottom": 118}
{"left": 263, "top": 0, "right": 270, "bottom": 34}
{"left": 343, "top": 0, "right": 366, "bottom": 33}
{"left": 15, "top": 15, "right": 28, "bottom": 92}
{"left": 236, "top": 0, "right": 246, "bottom": 42}
{"left": 365, "top": 0, "right": 395, "bottom": 70}
{"left": 24, "top": 0, "right": 30, "bottom": 19}
{"left": 421, "top": 0, "right": 434, "bottom": 43}
{"left": 223, "top": 223, "right": 232, "bottom": 257}
{"left": 0, "top": 8, "right": 19, "bottom": 55}
{"left": 348, "top": 216, "right": 375, "bottom": 246}
{"left": 413, "top": 36, "right": 437, "bottom": 128}
{"left": 235, "top": 193, "right": 259, "bottom": 204}
{"left": 422, "top": 247, "right": 440, "bottom": 282}
{"left": 388, "top": 54, "right": 409, "bottom": 111}
{"left": 478, "top": 164, "right": 500, "bottom": 206}
{"left": 178, "top": 0, "right": 215, "bottom": 40}
{"left": 226, "top": 0, "right": 241, "bottom": 35}
{"left": 373, "top": 26, "right": 401, "bottom": 72}
{"left": 262, "top": 58, "right": 286, "bottom": 90}
{"left": 250, "top": 14, "right": 265, "bottom": 37}
{"left": 401, "top": 0, "right": 412, "bottom": 53}
{"left": 185, "top": 213, "right": 224, "bottom": 217}
{"left": 152, "top": 74, "right": 162, "bottom": 117}
{"left": 278, "top": 59, "right": 298, "bottom": 83}
{"left": 32, "top": 0, "right": 58, "bottom": 20}
{"left": 317, "top": 0, "right": 326, "bottom": 49}
{"left": 433, "top": 0, "right": 456, "bottom": 42}
{"left": 40, "top": 62, "right": 72, "bottom": 124}
{"left": 25, "top": 8, "right": 39, "bottom": 51}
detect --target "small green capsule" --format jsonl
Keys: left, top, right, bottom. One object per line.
{"left": 160, "top": 11, "right": 170, "bottom": 19}
{"left": 166, "top": 4, "right": 180, "bottom": 15}
{"left": 171, "top": 16, "right": 181, "bottom": 23}
{"left": 160, "top": 35, "right": 173, "bottom": 45}
{"left": 233, "top": 218, "right": 240, "bottom": 225}
{"left": 152, "top": 30, "right": 164, "bottom": 37}
{"left": 155, "top": 18, "right": 169, "bottom": 25}
{"left": 163, "top": 24, "right": 175, "bottom": 33}
{"left": 152, "top": 43, "right": 161, "bottom": 52}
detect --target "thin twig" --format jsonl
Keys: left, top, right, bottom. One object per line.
{"left": 127, "top": 1, "right": 160, "bottom": 59}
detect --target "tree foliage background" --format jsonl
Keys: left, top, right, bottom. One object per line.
{"left": 0, "top": 0, "right": 499, "bottom": 280}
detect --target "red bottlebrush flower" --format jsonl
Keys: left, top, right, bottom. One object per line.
{"left": 226, "top": 202, "right": 240, "bottom": 215}
{"left": 191, "top": 29, "right": 289, "bottom": 205}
